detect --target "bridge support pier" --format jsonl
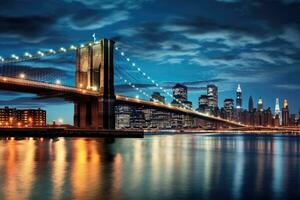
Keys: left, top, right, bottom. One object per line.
{"left": 74, "top": 39, "right": 115, "bottom": 129}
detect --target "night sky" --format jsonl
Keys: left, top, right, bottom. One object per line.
{"left": 0, "top": 0, "right": 300, "bottom": 124}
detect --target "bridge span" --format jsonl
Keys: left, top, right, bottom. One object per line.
{"left": 0, "top": 75, "right": 244, "bottom": 127}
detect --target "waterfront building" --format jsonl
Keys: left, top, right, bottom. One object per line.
{"left": 130, "top": 107, "right": 146, "bottom": 128}
{"left": 207, "top": 84, "right": 218, "bottom": 110}
{"left": 236, "top": 84, "right": 242, "bottom": 109}
{"left": 171, "top": 113, "right": 184, "bottom": 129}
{"left": 0, "top": 107, "right": 46, "bottom": 127}
{"left": 143, "top": 108, "right": 153, "bottom": 128}
{"left": 115, "top": 105, "right": 132, "bottom": 129}
{"left": 258, "top": 98, "right": 263, "bottom": 112}
{"left": 0, "top": 107, "right": 17, "bottom": 126}
{"left": 282, "top": 99, "right": 289, "bottom": 126}
{"left": 151, "top": 110, "right": 170, "bottom": 129}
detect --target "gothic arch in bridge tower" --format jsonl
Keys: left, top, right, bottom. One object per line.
{"left": 74, "top": 39, "right": 116, "bottom": 129}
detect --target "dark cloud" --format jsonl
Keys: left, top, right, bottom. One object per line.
{"left": 0, "top": 15, "right": 58, "bottom": 41}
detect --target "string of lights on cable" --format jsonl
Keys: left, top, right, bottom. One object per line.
{"left": 114, "top": 45, "right": 193, "bottom": 110}
{"left": 0, "top": 41, "right": 103, "bottom": 65}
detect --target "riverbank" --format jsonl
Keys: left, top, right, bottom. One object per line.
{"left": 0, "top": 127, "right": 144, "bottom": 138}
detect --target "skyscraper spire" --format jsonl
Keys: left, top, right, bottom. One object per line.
{"left": 236, "top": 84, "right": 242, "bottom": 109}
{"left": 283, "top": 99, "right": 288, "bottom": 109}
{"left": 275, "top": 98, "right": 282, "bottom": 125}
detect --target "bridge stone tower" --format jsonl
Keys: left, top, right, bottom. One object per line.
{"left": 74, "top": 39, "right": 115, "bottom": 129}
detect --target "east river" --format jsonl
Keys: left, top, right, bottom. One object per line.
{"left": 0, "top": 133, "right": 300, "bottom": 200}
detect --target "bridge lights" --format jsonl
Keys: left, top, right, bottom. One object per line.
{"left": 121, "top": 52, "right": 125, "bottom": 56}
{"left": 57, "top": 118, "right": 64, "bottom": 125}
{"left": 132, "top": 63, "right": 136, "bottom": 66}
{"left": 60, "top": 47, "right": 66, "bottom": 52}
{"left": 0, "top": 57, "right": 4, "bottom": 62}
{"left": 49, "top": 49, "right": 56, "bottom": 54}
{"left": 55, "top": 79, "right": 61, "bottom": 85}
{"left": 37, "top": 51, "right": 44, "bottom": 56}
{"left": 24, "top": 52, "right": 32, "bottom": 58}
{"left": 91, "top": 86, "right": 97, "bottom": 91}
{"left": 19, "top": 73, "right": 26, "bottom": 79}
{"left": 11, "top": 54, "right": 19, "bottom": 60}
{"left": 135, "top": 95, "right": 139, "bottom": 99}
{"left": 70, "top": 45, "right": 76, "bottom": 50}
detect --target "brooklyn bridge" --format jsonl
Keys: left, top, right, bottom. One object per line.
{"left": 0, "top": 39, "right": 245, "bottom": 130}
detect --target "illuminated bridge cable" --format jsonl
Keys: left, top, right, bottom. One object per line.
{"left": 116, "top": 75, "right": 151, "bottom": 99}
{"left": 115, "top": 45, "right": 193, "bottom": 110}
{"left": 0, "top": 42, "right": 98, "bottom": 65}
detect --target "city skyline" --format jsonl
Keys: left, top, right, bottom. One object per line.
{"left": 1, "top": 0, "right": 300, "bottom": 123}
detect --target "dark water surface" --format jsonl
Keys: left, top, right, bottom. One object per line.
{"left": 0, "top": 133, "right": 300, "bottom": 200}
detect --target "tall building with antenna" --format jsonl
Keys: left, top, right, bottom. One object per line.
{"left": 274, "top": 98, "right": 282, "bottom": 125}
{"left": 236, "top": 84, "right": 242, "bottom": 109}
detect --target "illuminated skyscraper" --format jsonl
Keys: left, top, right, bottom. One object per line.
{"left": 258, "top": 97, "right": 263, "bottom": 111}
{"left": 207, "top": 84, "right": 218, "bottom": 110}
{"left": 248, "top": 96, "right": 254, "bottom": 112}
{"left": 274, "top": 98, "right": 282, "bottom": 125}
{"left": 282, "top": 99, "right": 289, "bottom": 126}
{"left": 172, "top": 84, "right": 187, "bottom": 102}
{"left": 198, "top": 95, "right": 209, "bottom": 112}
{"left": 236, "top": 84, "right": 242, "bottom": 109}
{"left": 171, "top": 83, "right": 192, "bottom": 108}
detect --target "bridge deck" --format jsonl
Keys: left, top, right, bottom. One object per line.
{"left": 0, "top": 76, "right": 245, "bottom": 127}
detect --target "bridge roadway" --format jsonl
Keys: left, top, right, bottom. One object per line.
{"left": 0, "top": 75, "right": 245, "bottom": 127}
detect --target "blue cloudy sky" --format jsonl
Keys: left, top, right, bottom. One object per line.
{"left": 0, "top": 0, "right": 300, "bottom": 123}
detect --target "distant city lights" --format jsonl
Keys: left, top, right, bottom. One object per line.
{"left": 19, "top": 73, "right": 26, "bottom": 79}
